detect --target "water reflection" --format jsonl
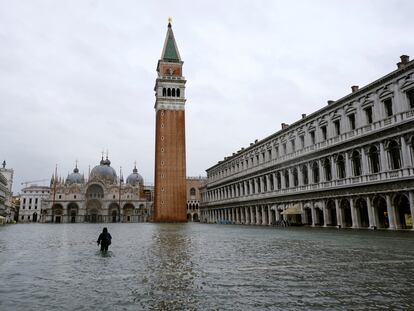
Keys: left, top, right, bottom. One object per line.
{"left": 0, "top": 224, "right": 413, "bottom": 310}
{"left": 137, "top": 224, "right": 198, "bottom": 310}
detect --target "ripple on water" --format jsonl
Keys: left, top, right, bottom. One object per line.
{"left": 0, "top": 224, "right": 413, "bottom": 310}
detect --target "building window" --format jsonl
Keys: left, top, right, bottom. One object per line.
{"left": 321, "top": 126, "right": 327, "bottom": 141}
{"left": 291, "top": 140, "right": 295, "bottom": 152}
{"left": 312, "top": 162, "right": 319, "bottom": 183}
{"left": 301, "top": 165, "right": 308, "bottom": 185}
{"left": 177, "top": 88, "right": 180, "bottom": 97}
{"left": 300, "top": 136, "right": 305, "bottom": 149}
{"left": 172, "top": 88, "right": 176, "bottom": 97}
{"left": 167, "top": 88, "right": 171, "bottom": 96}
{"left": 310, "top": 131, "right": 315, "bottom": 145}
{"left": 383, "top": 98, "right": 393, "bottom": 117}
{"left": 368, "top": 146, "right": 380, "bottom": 173}
{"left": 58, "top": 195, "right": 62, "bottom": 199}
{"left": 23, "top": 198, "right": 26, "bottom": 204}
{"left": 283, "top": 143, "right": 287, "bottom": 155}
{"left": 337, "top": 155, "right": 346, "bottom": 179}
{"left": 162, "top": 88, "right": 166, "bottom": 96}
{"left": 292, "top": 168, "right": 298, "bottom": 187}
{"left": 267, "top": 149, "right": 272, "bottom": 160}
{"left": 284, "top": 170, "right": 289, "bottom": 188}
{"left": 388, "top": 140, "right": 401, "bottom": 170}
{"left": 35, "top": 198, "right": 38, "bottom": 204}
{"left": 275, "top": 146, "right": 279, "bottom": 158}
{"left": 276, "top": 172, "right": 281, "bottom": 189}
{"left": 21, "top": 216, "right": 24, "bottom": 220}
{"left": 334, "top": 120, "right": 340, "bottom": 136}
{"left": 365, "top": 107, "right": 373, "bottom": 124}
{"left": 323, "top": 158, "right": 332, "bottom": 181}
{"left": 348, "top": 114, "right": 356, "bottom": 130}
{"left": 407, "top": 89, "right": 414, "bottom": 109}
{"left": 190, "top": 188, "right": 196, "bottom": 196}
{"left": 29, "top": 198, "right": 32, "bottom": 204}
{"left": 261, "top": 152, "right": 265, "bottom": 162}
{"left": 352, "top": 151, "right": 362, "bottom": 176}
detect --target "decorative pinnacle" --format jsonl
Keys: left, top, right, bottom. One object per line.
{"left": 168, "top": 17, "right": 172, "bottom": 27}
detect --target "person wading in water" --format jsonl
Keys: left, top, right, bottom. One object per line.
{"left": 97, "top": 227, "right": 112, "bottom": 252}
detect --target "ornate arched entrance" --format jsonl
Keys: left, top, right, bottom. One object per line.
{"left": 123, "top": 203, "right": 134, "bottom": 222}
{"left": 109, "top": 203, "right": 120, "bottom": 223}
{"left": 394, "top": 194, "right": 412, "bottom": 229}
{"left": 373, "top": 196, "right": 389, "bottom": 228}
{"left": 355, "top": 198, "right": 369, "bottom": 228}
{"left": 52, "top": 204, "right": 64, "bottom": 223}
{"left": 340, "top": 199, "right": 352, "bottom": 228}
{"left": 67, "top": 203, "right": 79, "bottom": 223}
{"left": 326, "top": 200, "right": 337, "bottom": 226}
{"left": 86, "top": 199, "right": 102, "bottom": 223}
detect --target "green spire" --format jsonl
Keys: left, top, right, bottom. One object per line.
{"left": 161, "top": 22, "right": 181, "bottom": 62}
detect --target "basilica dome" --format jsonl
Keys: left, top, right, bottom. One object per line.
{"left": 66, "top": 166, "right": 84, "bottom": 184}
{"left": 90, "top": 157, "right": 117, "bottom": 182}
{"left": 126, "top": 165, "right": 144, "bottom": 186}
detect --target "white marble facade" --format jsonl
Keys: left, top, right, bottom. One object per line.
{"left": 201, "top": 55, "right": 414, "bottom": 230}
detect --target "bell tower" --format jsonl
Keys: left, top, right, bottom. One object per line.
{"left": 153, "top": 21, "right": 187, "bottom": 222}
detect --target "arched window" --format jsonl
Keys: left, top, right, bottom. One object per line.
{"left": 162, "top": 88, "right": 166, "bottom": 96}
{"left": 177, "top": 88, "right": 180, "bottom": 97}
{"left": 388, "top": 140, "right": 401, "bottom": 169}
{"left": 301, "top": 165, "right": 308, "bottom": 185}
{"left": 284, "top": 170, "right": 290, "bottom": 188}
{"left": 323, "top": 158, "right": 331, "bottom": 181}
{"left": 293, "top": 168, "right": 298, "bottom": 187}
{"left": 172, "top": 88, "right": 176, "bottom": 97}
{"left": 337, "top": 155, "right": 346, "bottom": 179}
{"left": 167, "top": 88, "right": 171, "bottom": 96}
{"left": 190, "top": 188, "right": 196, "bottom": 196}
{"left": 352, "top": 151, "right": 362, "bottom": 176}
{"left": 312, "top": 162, "right": 319, "bottom": 183}
{"left": 369, "top": 146, "right": 380, "bottom": 173}
{"left": 276, "top": 172, "right": 281, "bottom": 189}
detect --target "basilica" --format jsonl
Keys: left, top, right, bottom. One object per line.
{"left": 41, "top": 156, "right": 153, "bottom": 223}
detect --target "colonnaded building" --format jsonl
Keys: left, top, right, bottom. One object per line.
{"left": 41, "top": 156, "right": 153, "bottom": 223}
{"left": 200, "top": 55, "right": 414, "bottom": 230}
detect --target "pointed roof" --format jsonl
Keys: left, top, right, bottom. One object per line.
{"left": 161, "top": 22, "right": 181, "bottom": 62}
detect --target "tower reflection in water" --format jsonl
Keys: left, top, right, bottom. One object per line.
{"left": 134, "top": 224, "right": 200, "bottom": 310}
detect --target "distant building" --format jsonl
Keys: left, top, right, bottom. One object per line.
{"left": 41, "top": 157, "right": 153, "bottom": 223}
{"left": 19, "top": 185, "right": 50, "bottom": 223}
{"left": 201, "top": 55, "right": 414, "bottom": 230}
{"left": 186, "top": 177, "right": 206, "bottom": 222}
{"left": 0, "top": 160, "right": 14, "bottom": 223}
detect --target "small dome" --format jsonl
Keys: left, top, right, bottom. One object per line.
{"left": 126, "top": 165, "right": 143, "bottom": 185}
{"left": 66, "top": 165, "right": 84, "bottom": 184}
{"left": 90, "top": 157, "right": 117, "bottom": 182}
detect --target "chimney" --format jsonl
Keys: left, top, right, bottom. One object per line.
{"left": 397, "top": 55, "right": 410, "bottom": 69}
{"left": 327, "top": 100, "right": 335, "bottom": 105}
{"left": 351, "top": 85, "right": 359, "bottom": 93}
{"left": 302, "top": 114, "right": 307, "bottom": 119}
{"left": 401, "top": 55, "right": 410, "bottom": 64}
{"left": 281, "top": 123, "right": 289, "bottom": 130}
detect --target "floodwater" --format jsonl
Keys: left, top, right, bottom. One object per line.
{"left": 0, "top": 224, "right": 413, "bottom": 311}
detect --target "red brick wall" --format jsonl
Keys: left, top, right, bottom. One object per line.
{"left": 153, "top": 109, "right": 187, "bottom": 222}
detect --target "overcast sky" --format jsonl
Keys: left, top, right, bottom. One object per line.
{"left": 1, "top": 0, "right": 413, "bottom": 193}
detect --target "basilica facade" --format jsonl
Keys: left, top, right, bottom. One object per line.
{"left": 41, "top": 157, "right": 153, "bottom": 223}
{"left": 200, "top": 55, "right": 414, "bottom": 230}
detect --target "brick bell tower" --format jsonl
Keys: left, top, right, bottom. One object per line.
{"left": 153, "top": 21, "right": 187, "bottom": 222}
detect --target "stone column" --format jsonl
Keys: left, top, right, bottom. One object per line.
{"left": 298, "top": 166, "right": 304, "bottom": 186}
{"left": 273, "top": 173, "right": 278, "bottom": 190}
{"left": 254, "top": 205, "right": 259, "bottom": 225}
{"left": 261, "top": 206, "right": 266, "bottom": 225}
{"left": 319, "top": 160, "right": 325, "bottom": 183}
{"left": 322, "top": 204, "right": 328, "bottom": 227}
{"left": 275, "top": 207, "right": 280, "bottom": 221}
{"left": 254, "top": 179, "right": 259, "bottom": 194}
{"left": 267, "top": 205, "right": 272, "bottom": 225}
{"left": 289, "top": 169, "right": 294, "bottom": 188}
{"left": 335, "top": 199, "right": 342, "bottom": 227}
{"left": 250, "top": 206, "right": 255, "bottom": 224}
{"left": 308, "top": 163, "right": 313, "bottom": 185}
{"left": 400, "top": 136, "right": 409, "bottom": 168}
{"left": 380, "top": 142, "right": 388, "bottom": 172}
{"left": 386, "top": 194, "right": 396, "bottom": 229}
{"left": 266, "top": 175, "right": 271, "bottom": 192}
{"left": 281, "top": 173, "right": 286, "bottom": 189}
{"left": 311, "top": 203, "right": 316, "bottom": 227}
{"left": 260, "top": 177, "right": 265, "bottom": 193}
{"left": 361, "top": 148, "right": 369, "bottom": 175}
{"left": 345, "top": 152, "right": 351, "bottom": 178}
{"left": 366, "top": 196, "right": 376, "bottom": 228}
{"left": 331, "top": 156, "right": 337, "bottom": 180}
{"left": 350, "top": 198, "right": 359, "bottom": 228}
